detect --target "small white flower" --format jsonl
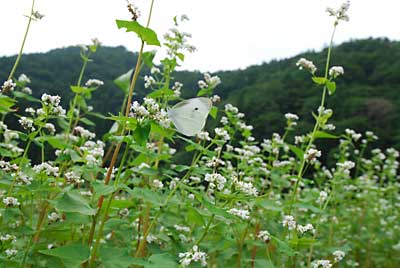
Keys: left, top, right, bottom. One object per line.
{"left": 329, "top": 66, "right": 344, "bottom": 78}
{"left": 312, "top": 259, "right": 332, "bottom": 268}
{"left": 296, "top": 58, "right": 317, "bottom": 74}
{"left": 18, "top": 74, "right": 31, "bottom": 84}
{"left": 3, "top": 197, "right": 20, "bottom": 207}
{"left": 18, "top": 117, "right": 35, "bottom": 131}
{"left": 317, "top": 190, "right": 328, "bottom": 204}
{"left": 1, "top": 79, "right": 16, "bottom": 92}
{"left": 285, "top": 113, "right": 299, "bottom": 121}
{"left": 332, "top": 250, "right": 345, "bottom": 262}
{"left": 282, "top": 215, "right": 296, "bottom": 230}
{"left": 144, "top": 75, "right": 156, "bottom": 88}
{"left": 85, "top": 79, "right": 104, "bottom": 87}
{"left": 5, "top": 248, "right": 18, "bottom": 258}
{"left": 257, "top": 230, "right": 271, "bottom": 242}
{"left": 304, "top": 148, "right": 321, "bottom": 163}
{"left": 228, "top": 208, "right": 250, "bottom": 220}
{"left": 151, "top": 67, "right": 161, "bottom": 74}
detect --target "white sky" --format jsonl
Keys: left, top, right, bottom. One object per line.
{"left": 1, "top": 0, "right": 399, "bottom": 72}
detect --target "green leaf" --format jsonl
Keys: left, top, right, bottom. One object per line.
{"left": 289, "top": 145, "right": 304, "bottom": 161}
{"left": 131, "top": 188, "right": 163, "bottom": 206}
{"left": 176, "top": 53, "right": 185, "bottom": 62}
{"left": 142, "top": 50, "right": 157, "bottom": 68}
{"left": 326, "top": 80, "right": 336, "bottom": 95}
{"left": 12, "top": 91, "right": 40, "bottom": 102}
{"left": 92, "top": 180, "right": 115, "bottom": 199}
{"left": 100, "top": 247, "right": 148, "bottom": 268}
{"left": 114, "top": 69, "right": 133, "bottom": 94}
{"left": 0, "top": 95, "right": 15, "bottom": 113}
{"left": 39, "top": 243, "right": 90, "bottom": 268}
{"left": 312, "top": 77, "right": 327, "bottom": 85}
{"left": 116, "top": 20, "right": 161, "bottom": 46}
{"left": 197, "top": 87, "right": 212, "bottom": 97}
{"left": 80, "top": 117, "right": 96, "bottom": 126}
{"left": 53, "top": 191, "right": 96, "bottom": 215}
{"left": 133, "top": 123, "right": 151, "bottom": 146}
{"left": 314, "top": 131, "right": 338, "bottom": 139}
{"left": 147, "top": 253, "right": 179, "bottom": 268}
{"left": 209, "top": 106, "right": 218, "bottom": 119}
{"left": 202, "top": 199, "right": 236, "bottom": 220}
{"left": 147, "top": 88, "right": 175, "bottom": 99}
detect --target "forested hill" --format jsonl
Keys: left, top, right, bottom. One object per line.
{"left": 1, "top": 38, "right": 399, "bottom": 149}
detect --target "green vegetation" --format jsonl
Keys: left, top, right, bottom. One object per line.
{"left": 1, "top": 38, "right": 399, "bottom": 152}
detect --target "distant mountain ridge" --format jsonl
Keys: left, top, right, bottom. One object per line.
{"left": 1, "top": 38, "right": 399, "bottom": 149}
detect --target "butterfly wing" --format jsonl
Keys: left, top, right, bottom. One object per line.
{"left": 168, "top": 97, "right": 212, "bottom": 136}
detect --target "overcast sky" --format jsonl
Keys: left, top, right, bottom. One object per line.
{"left": 1, "top": 0, "right": 399, "bottom": 72}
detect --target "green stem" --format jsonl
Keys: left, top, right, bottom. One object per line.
{"left": 288, "top": 24, "right": 337, "bottom": 214}
{"left": 5, "top": 0, "right": 35, "bottom": 88}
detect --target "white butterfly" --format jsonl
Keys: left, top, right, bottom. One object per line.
{"left": 168, "top": 97, "right": 212, "bottom": 136}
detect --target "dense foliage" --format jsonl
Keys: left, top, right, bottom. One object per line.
{"left": 0, "top": 1, "right": 399, "bottom": 268}
{"left": 1, "top": 38, "right": 400, "bottom": 153}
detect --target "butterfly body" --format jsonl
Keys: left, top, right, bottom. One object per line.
{"left": 168, "top": 97, "right": 212, "bottom": 136}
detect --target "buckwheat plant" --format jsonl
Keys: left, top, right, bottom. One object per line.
{"left": 0, "top": 1, "right": 399, "bottom": 268}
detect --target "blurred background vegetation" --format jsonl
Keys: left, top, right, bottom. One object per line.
{"left": 0, "top": 38, "right": 399, "bottom": 157}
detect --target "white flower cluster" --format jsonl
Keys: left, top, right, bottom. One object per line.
{"left": 172, "top": 81, "right": 183, "bottom": 97}
{"left": 0, "top": 160, "right": 18, "bottom": 172}
{"left": 332, "top": 250, "right": 345, "bottom": 262}
{"left": 214, "top": 128, "right": 230, "bottom": 141}
{"left": 179, "top": 245, "right": 207, "bottom": 267}
{"left": 312, "top": 260, "right": 332, "bottom": 268}
{"left": 13, "top": 171, "right": 33, "bottom": 185}
{"left": 228, "top": 208, "right": 250, "bottom": 220}
{"left": 45, "top": 123, "right": 56, "bottom": 134}
{"left": 285, "top": 113, "right": 299, "bottom": 121}
{"left": 41, "top": 94, "right": 66, "bottom": 116}
{"left": 174, "top": 224, "right": 190, "bottom": 233}
{"left": 65, "top": 171, "right": 84, "bottom": 185}
{"left": 80, "top": 140, "right": 105, "bottom": 166}
{"left": 257, "top": 230, "right": 271, "bottom": 242}
{"left": 198, "top": 73, "right": 221, "bottom": 89}
{"left": 205, "top": 173, "right": 227, "bottom": 192}
{"left": 18, "top": 117, "right": 35, "bottom": 132}
{"left": 297, "top": 223, "right": 315, "bottom": 234}
{"left": 85, "top": 79, "right": 104, "bottom": 87}
{"left": 144, "top": 75, "right": 156, "bottom": 88}
{"left": 74, "top": 126, "right": 96, "bottom": 139}
{"left": 0, "top": 234, "right": 16, "bottom": 243}
{"left": 151, "top": 67, "right": 160, "bottom": 74}
{"left": 326, "top": 1, "right": 350, "bottom": 23}
{"left": 196, "top": 131, "right": 211, "bottom": 141}
{"left": 33, "top": 162, "right": 59, "bottom": 177}
{"left": 1, "top": 79, "right": 16, "bottom": 92}
{"left": 317, "top": 190, "right": 328, "bottom": 204}
{"left": 164, "top": 26, "right": 196, "bottom": 58}
{"left": 5, "top": 248, "right": 18, "bottom": 258}
{"left": 304, "top": 148, "right": 322, "bottom": 163}
{"left": 336, "top": 160, "right": 355, "bottom": 175}
{"left": 211, "top": 95, "right": 220, "bottom": 103}
{"left": 296, "top": 58, "right": 317, "bottom": 74}
{"left": 233, "top": 177, "right": 258, "bottom": 196}
{"left": 151, "top": 179, "right": 164, "bottom": 190}
{"left": 282, "top": 215, "right": 297, "bottom": 230}
{"left": 130, "top": 98, "right": 170, "bottom": 128}
{"left": 3, "top": 197, "right": 20, "bottom": 207}
{"left": 48, "top": 212, "right": 61, "bottom": 222}
{"left": 345, "top": 129, "right": 361, "bottom": 141}
{"left": 18, "top": 74, "right": 31, "bottom": 84}
{"left": 329, "top": 66, "right": 344, "bottom": 78}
